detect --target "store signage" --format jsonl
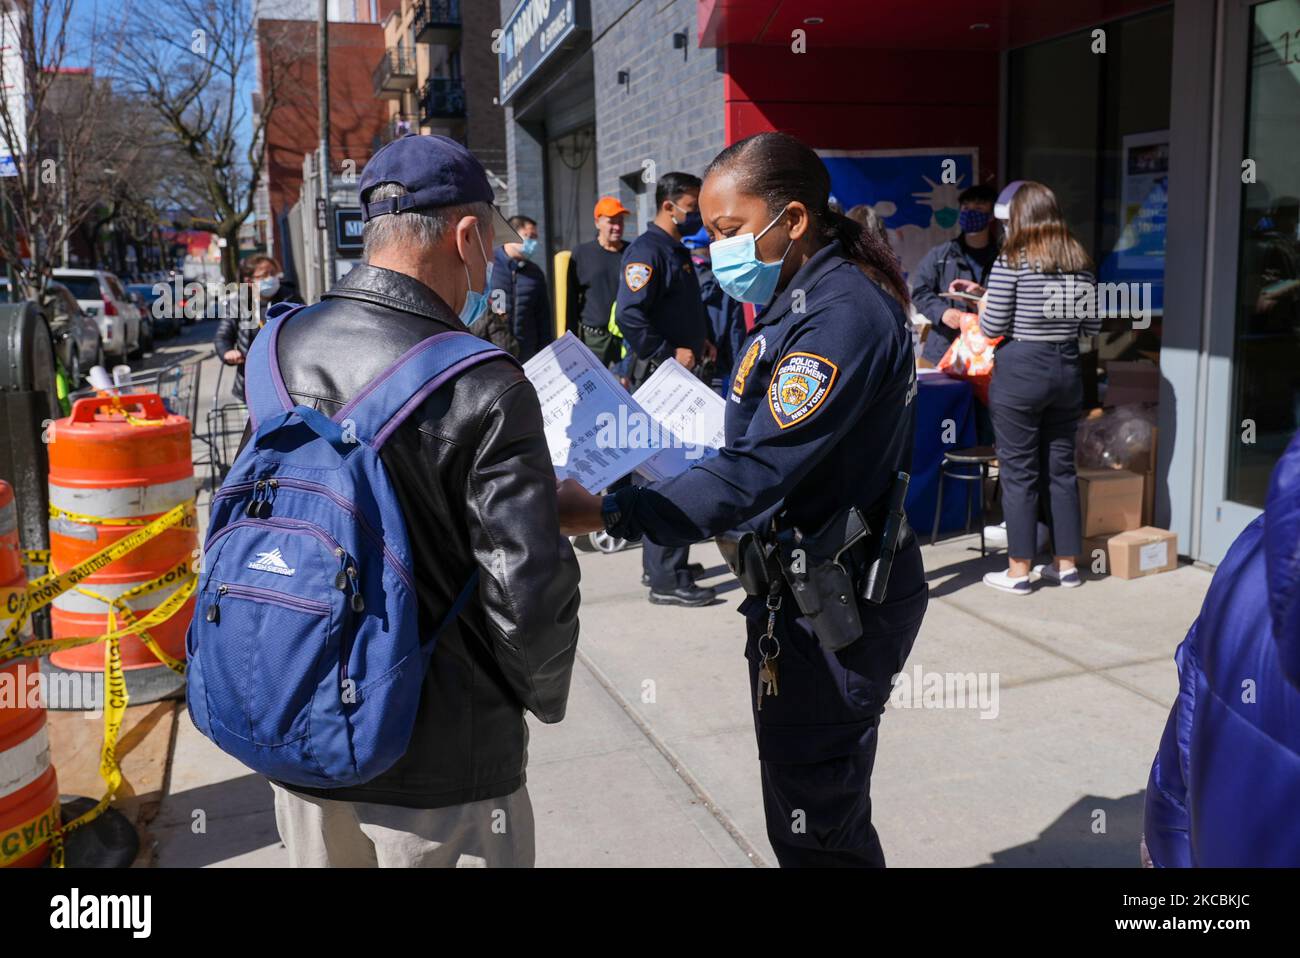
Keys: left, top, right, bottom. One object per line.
{"left": 334, "top": 208, "right": 364, "bottom": 252}
{"left": 499, "top": 0, "right": 583, "bottom": 104}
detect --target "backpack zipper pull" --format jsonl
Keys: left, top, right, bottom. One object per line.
{"left": 244, "top": 481, "right": 265, "bottom": 517}
{"left": 206, "top": 584, "right": 228, "bottom": 623}
{"left": 261, "top": 478, "right": 278, "bottom": 517}
{"left": 347, "top": 565, "right": 364, "bottom": 613}
{"left": 333, "top": 548, "right": 348, "bottom": 591}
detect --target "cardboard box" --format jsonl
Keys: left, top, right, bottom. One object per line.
{"left": 1103, "top": 360, "right": 1160, "bottom": 407}
{"left": 1107, "top": 526, "right": 1178, "bottom": 579}
{"left": 1077, "top": 468, "right": 1144, "bottom": 537}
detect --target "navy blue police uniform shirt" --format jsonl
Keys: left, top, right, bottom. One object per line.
{"left": 615, "top": 222, "right": 711, "bottom": 362}
{"left": 609, "top": 240, "right": 918, "bottom": 544}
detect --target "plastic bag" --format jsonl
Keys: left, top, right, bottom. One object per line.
{"left": 937, "top": 313, "right": 1002, "bottom": 404}
{"left": 1076, "top": 403, "right": 1157, "bottom": 471}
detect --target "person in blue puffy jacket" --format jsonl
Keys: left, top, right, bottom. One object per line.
{"left": 1144, "top": 430, "right": 1300, "bottom": 866}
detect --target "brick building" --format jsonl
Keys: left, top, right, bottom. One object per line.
{"left": 258, "top": 14, "right": 397, "bottom": 265}
{"left": 374, "top": 0, "right": 507, "bottom": 192}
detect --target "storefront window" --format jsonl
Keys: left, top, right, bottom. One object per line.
{"left": 1227, "top": 0, "right": 1300, "bottom": 507}
{"left": 1006, "top": 9, "right": 1173, "bottom": 399}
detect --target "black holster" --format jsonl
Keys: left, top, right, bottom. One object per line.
{"left": 716, "top": 531, "right": 780, "bottom": 598}
{"left": 774, "top": 507, "right": 869, "bottom": 652}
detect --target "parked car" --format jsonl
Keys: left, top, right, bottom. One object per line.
{"left": 0, "top": 278, "right": 104, "bottom": 388}
{"left": 52, "top": 268, "right": 142, "bottom": 361}
{"left": 126, "top": 282, "right": 176, "bottom": 339}
{"left": 124, "top": 286, "right": 158, "bottom": 349}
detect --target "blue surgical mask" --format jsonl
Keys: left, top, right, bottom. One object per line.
{"left": 521, "top": 237, "right": 539, "bottom": 259}
{"left": 459, "top": 226, "right": 492, "bottom": 326}
{"left": 257, "top": 275, "right": 281, "bottom": 298}
{"left": 709, "top": 207, "right": 793, "bottom": 305}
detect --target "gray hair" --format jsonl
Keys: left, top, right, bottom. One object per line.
{"left": 362, "top": 182, "right": 491, "bottom": 260}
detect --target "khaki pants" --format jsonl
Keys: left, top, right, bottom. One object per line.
{"left": 271, "top": 783, "right": 536, "bottom": 868}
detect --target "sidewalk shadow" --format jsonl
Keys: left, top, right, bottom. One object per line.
{"left": 923, "top": 542, "right": 1007, "bottom": 599}
{"left": 153, "top": 773, "right": 283, "bottom": 867}
{"left": 980, "top": 791, "right": 1146, "bottom": 867}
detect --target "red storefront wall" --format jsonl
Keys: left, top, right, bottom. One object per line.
{"left": 699, "top": 0, "right": 1170, "bottom": 186}
{"left": 721, "top": 42, "right": 1001, "bottom": 187}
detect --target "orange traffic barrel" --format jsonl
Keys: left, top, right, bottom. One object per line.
{"left": 0, "top": 568, "right": 60, "bottom": 868}
{"left": 0, "top": 481, "right": 19, "bottom": 584}
{"left": 46, "top": 393, "right": 194, "bottom": 704}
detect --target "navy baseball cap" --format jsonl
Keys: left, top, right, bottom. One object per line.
{"left": 359, "top": 134, "right": 520, "bottom": 241}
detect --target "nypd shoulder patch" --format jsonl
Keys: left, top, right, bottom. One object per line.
{"left": 767, "top": 352, "right": 839, "bottom": 429}
{"left": 624, "top": 262, "right": 653, "bottom": 292}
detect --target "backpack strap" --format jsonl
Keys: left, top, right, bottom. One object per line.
{"left": 244, "top": 302, "right": 309, "bottom": 431}
{"left": 334, "top": 331, "right": 514, "bottom": 450}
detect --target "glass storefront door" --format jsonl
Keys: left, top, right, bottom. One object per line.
{"left": 1227, "top": 0, "right": 1300, "bottom": 506}
{"left": 1199, "top": 0, "right": 1300, "bottom": 561}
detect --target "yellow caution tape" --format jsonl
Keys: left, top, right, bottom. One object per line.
{"left": 21, "top": 548, "right": 50, "bottom": 567}
{"left": 62, "top": 557, "right": 193, "bottom": 676}
{"left": 1, "top": 500, "right": 194, "bottom": 653}
{"left": 0, "top": 575, "right": 195, "bottom": 663}
{"left": 21, "top": 501, "right": 194, "bottom": 621}
{"left": 48, "top": 500, "right": 197, "bottom": 529}
{"left": 0, "top": 496, "right": 198, "bottom": 867}
{"left": 0, "top": 799, "right": 61, "bottom": 868}
{"left": 48, "top": 631, "right": 128, "bottom": 868}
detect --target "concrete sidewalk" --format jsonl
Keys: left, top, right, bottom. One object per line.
{"left": 132, "top": 319, "right": 1207, "bottom": 867}
{"left": 150, "top": 536, "right": 1204, "bottom": 868}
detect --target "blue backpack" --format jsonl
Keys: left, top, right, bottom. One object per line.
{"left": 186, "top": 302, "right": 511, "bottom": 788}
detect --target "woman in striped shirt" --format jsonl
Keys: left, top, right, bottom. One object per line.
{"left": 955, "top": 181, "right": 1098, "bottom": 594}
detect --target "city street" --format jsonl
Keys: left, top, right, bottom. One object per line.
{"left": 131, "top": 321, "right": 1206, "bottom": 868}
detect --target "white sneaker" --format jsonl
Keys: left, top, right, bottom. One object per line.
{"left": 1032, "top": 563, "right": 1082, "bottom": 588}
{"left": 984, "top": 522, "right": 1007, "bottom": 548}
{"left": 983, "top": 569, "right": 1033, "bottom": 595}
{"left": 982, "top": 521, "right": 1050, "bottom": 552}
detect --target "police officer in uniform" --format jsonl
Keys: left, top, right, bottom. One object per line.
{"left": 558, "top": 133, "right": 928, "bottom": 866}
{"left": 616, "top": 171, "right": 717, "bottom": 608}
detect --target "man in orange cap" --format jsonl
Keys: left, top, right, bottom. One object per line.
{"left": 567, "top": 196, "right": 631, "bottom": 366}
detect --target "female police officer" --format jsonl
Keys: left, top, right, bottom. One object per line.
{"left": 557, "top": 132, "right": 928, "bottom": 867}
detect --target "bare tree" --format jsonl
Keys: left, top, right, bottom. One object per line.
{"left": 79, "top": 97, "right": 196, "bottom": 275}
{"left": 0, "top": 0, "right": 139, "bottom": 297}
{"left": 114, "top": 0, "right": 297, "bottom": 283}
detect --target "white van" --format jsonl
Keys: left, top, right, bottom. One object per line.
{"left": 51, "top": 269, "right": 142, "bottom": 361}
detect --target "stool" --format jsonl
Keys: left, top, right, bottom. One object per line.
{"left": 931, "top": 446, "right": 999, "bottom": 555}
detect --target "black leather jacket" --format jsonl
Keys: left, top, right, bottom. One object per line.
{"left": 265, "top": 264, "right": 581, "bottom": 809}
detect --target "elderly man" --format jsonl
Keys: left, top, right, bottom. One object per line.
{"left": 262, "top": 135, "right": 581, "bottom": 868}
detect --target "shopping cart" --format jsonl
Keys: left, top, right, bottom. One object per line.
{"left": 69, "top": 360, "right": 201, "bottom": 417}
{"left": 203, "top": 360, "right": 248, "bottom": 489}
